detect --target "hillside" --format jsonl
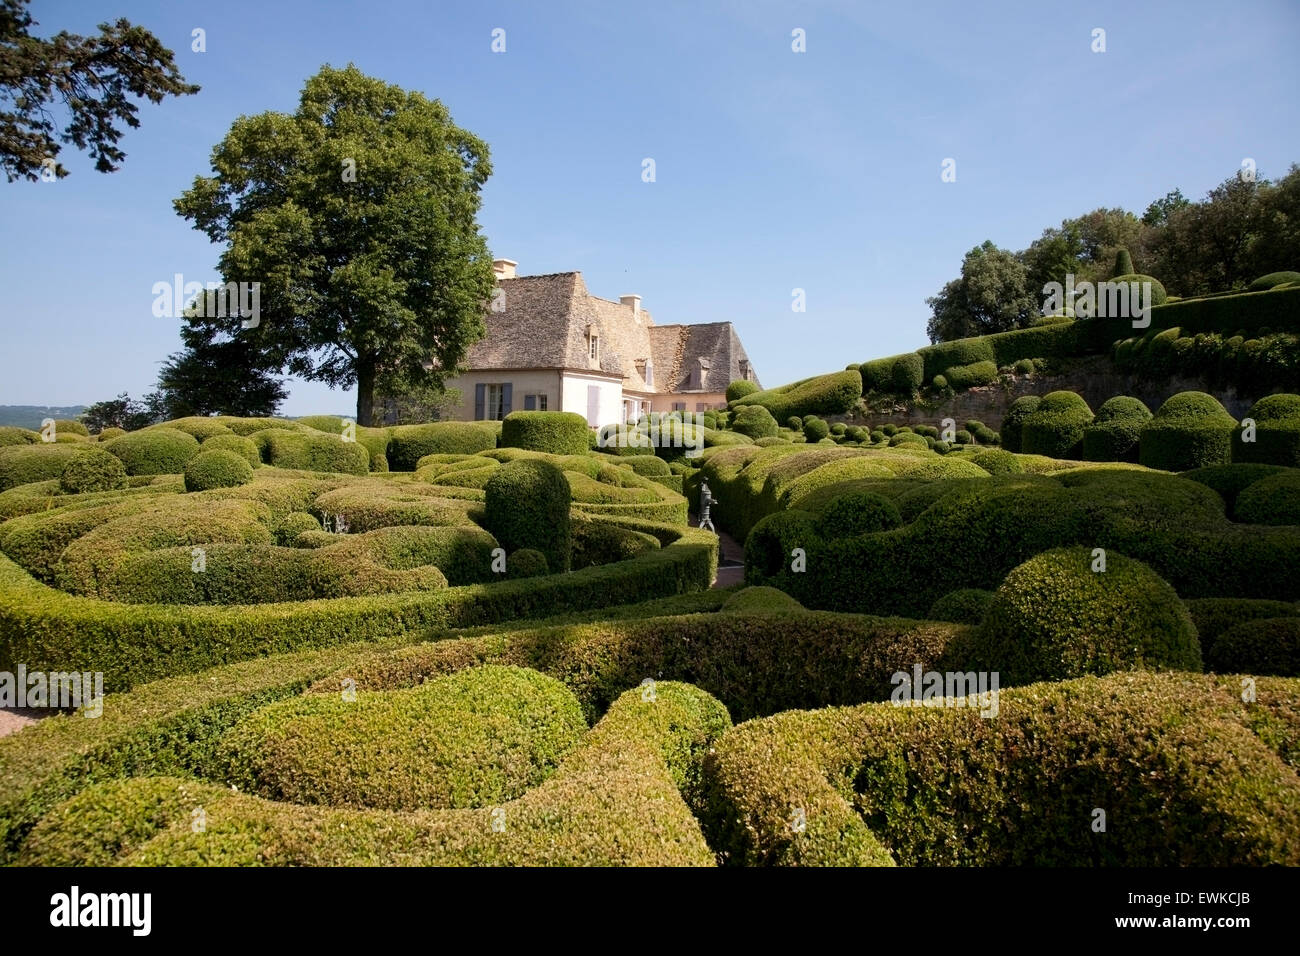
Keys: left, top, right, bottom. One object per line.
{"left": 0, "top": 405, "right": 87, "bottom": 430}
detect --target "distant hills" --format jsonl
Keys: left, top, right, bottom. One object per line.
{"left": 0, "top": 406, "right": 87, "bottom": 430}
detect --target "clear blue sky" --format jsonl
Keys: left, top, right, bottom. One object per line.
{"left": 2, "top": 0, "right": 1298, "bottom": 415}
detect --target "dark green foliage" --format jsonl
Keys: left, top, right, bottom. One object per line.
{"left": 506, "top": 548, "right": 549, "bottom": 579}
{"left": 1234, "top": 393, "right": 1300, "bottom": 466}
{"left": 1000, "top": 395, "right": 1040, "bottom": 453}
{"left": 830, "top": 423, "right": 846, "bottom": 436}
{"left": 1248, "top": 272, "right": 1300, "bottom": 292}
{"left": 786, "top": 416, "right": 803, "bottom": 431}
{"left": 943, "top": 360, "right": 998, "bottom": 390}
{"left": 1013, "top": 358, "right": 1034, "bottom": 374}
{"left": 889, "top": 433, "right": 928, "bottom": 448}
{"left": 726, "top": 380, "right": 760, "bottom": 402}
{"left": 917, "top": 338, "right": 996, "bottom": 382}
{"left": 802, "top": 418, "right": 829, "bottom": 442}
{"left": 1207, "top": 618, "right": 1300, "bottom": 676}
{"left": 2, "top": 445, "right": 108, "bottom": 492}
{"left": 570, "top": 515, "right": 660, "bottom": 569}
{"left": 927, "top": 588, "right": 993, "bottom": 624}
{"left": 721, "top": 586, "right": 804, "bottom": 612}
{"left": 954, "top": 429, "right": 973, "bottom": 445}
{"left": 501, "top": 411, "right": 590, "bottom": 456}
{"left": 813, "top": 491, "right": 901, "bottom": 539}
{"left": 104, "top": 427, "right": 201, "bottom": 475}
{"left": 1021, "top": 391, "right": 1093, "bottom": 459}
{"left": 731, "top": 405, "right": 779, "bottom": 440}
{"left": 1235, "top": 472, "right": 1300, "bottom": 525}
{"left": 1140, "top": 391, "right": 1237, "bottom": 471}
{"left": 969, "top": 547, "right": 1201, "bottom": 685}
{"left": 931, "top": 374, "right": 948, "bottom": 390}
{"left": 484, "top": 459, "right": 572, "bottom": 573}
{"left": 183, "top": 449, "right": 254, "bottom": 492}
{"left": 1185, "top": 598, "right": 1300, "bottom": 661}
{"left": 1112, "top": 248, "right": 1134, "bottom": 277}
{"left": 730, "top": 370, "right": 862, "bottom": 420}
{"left": 255, "top": 430, "right": 370, "bottom": 475}
{"left": 860, "top": 353, "right": 923, "bottom": 394}
{"left": 1083, "top": 396, "right": 1152, "bottom": 462}
{"left": 387, "top": 423, "right": 498, "bottom": 470}
{"left": 1182, "top": 463, "right": 1290, "bottom": 517}
{"left": 58, "top": 449, "right": 128, "bottom": 494}
{"left": 968, "top": 449, "right": 1021, "bottom": 475}
{"left": 0, "top": 427, "right": 38, "bottom": 447}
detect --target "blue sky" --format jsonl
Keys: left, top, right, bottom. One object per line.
{"left": 2, "top": 0, "right": 1298, "bottom": 414}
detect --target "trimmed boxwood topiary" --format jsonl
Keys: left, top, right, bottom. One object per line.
{"left": 1105, "top": 273, "right": 1167, "bottom": 308}
{"left": 104, "top": 427, "right": 201, "bottom": 475}
{"left": 0, "top": 427, "right": 39, "bottom": 447}
{"left": 1021, "top": 391, "right": 1093, "bottom": 459}
{"left": 917, "top": 338, "right": 996, "bottom": 382}
{"left": 484, "top": 458, "right": 572, "bottom": 573}
{"left": 970, "top": 547, "right": 1201, "bottom": 685}
{"left": 954, "top": 429, "right": 973, "bottom": 445}
{"left": 813, "top": 491, "right": 901, "bottom": 539}
{"left": 1233, "top": 393, "right": 1300, "bottom": 466}
{"left": 388, "top": 423, "right": 498, "bottom": 470}
{"left": 1083, "top": 396, "right": 1152, "bottom": 462}
{"left": 200, "top": 433, "right": 261, "bottom": 466}
{"left": 1205, "top": 618, "right": 1300, "bottom": 676}
{"left": 889, "top": 433, "right": 928, "bottom": 449}
{"left": 53, "top": 419, "right": 89, "bottom": 437}
{"left": 726, "top": 380, "right": 760, "bottom": 402}
{"left": 1139, "top": 391, "right": 1237, "bottom": 472}
{"left": 944, "top": 360, "right": 999, "bottom": 390}
{"left": 58, "top": 449, "right": 128, "bottom": 495}
{"left": 217, "top": 665, "right": 587, "bottom": 811}
{"left": 1013, "top": 358, "right": 1035, "bottom": 375}
{"left": 276, "top": 511, "right": 322, "bottom": 545}
{"left": 802, "top": 418, "right": 830, "bottom": 442}
{"left": 968, "top": 449, "right": 1022, "bottom": 476}
{"left": 1000, "top": 395, "right": 1040, "bottom": 453}
{"left": 731, "top": 404, "right": 779, "bottom": 440}
{"left": 507, "top": 548, "right": 550, "bottom": 579}
{"left": 722, "top": 586, "right": 803, "bottom": 611}
{"left": 255, "top": 430, "right": 370, "bottom": 475}
{"left": 159, "top": 417, "right": 233, "bottom": 441}
{"left": 0, "top": 443, "right": 98, "bottom": 490}
{"left": 927, "top": 587, "right": 993, "bottom": 624}
{"left": 1234, "top": 472, "right": 1300, "bottom": 525}
{"left": 730, "top": 370, "right": 862, "bottom": 420}
{"left": 184, "top": 449, "right": 255, "bottom": 492}
{"left": 1248, "top": 271, "right": 1300, "bottom": 292}
{"left": 501, "top": 411, "right": 590, "bottom": 456}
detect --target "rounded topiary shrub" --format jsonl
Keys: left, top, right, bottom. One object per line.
{"left": 1233, "top": 472, "right": 1300, "bottom": 525}
{"left": 53, "top": 419, "right": 89, "bottom": 437}
{"left": 830, "top": 422, "right": 847, "bottom": 436}
{"left": 932, "top": 374, "right": 949, "bottom": 391}
{"left": 104, "top": 427, "right": 201, "bottom": 475}
{"left": 889, "top": 432, "right": 928, "bottom": 448}
{"left": 1206, "top": 618, "right": 1300, "bottom": 676}
{"left": 786, "top": 416, "right": 803, "bottom": 431}
{"left": 484, "top": 458, "right": 572, "bottom": 573}
{"left": 1233, "top": 393, "right": 1300, "bottom": 466}
{"left": 276, "top": 511, "right": 322, "bottom": 544}
{"left": 0, "top": 443, "right": 96, "bottom": 490}
{"left": 971, "top": 547, "right": 1201, "bottom": 685}
{"left": 927, "top": 588, "right": 993, "bottom": 625}
{"left": 1000, "top": 395, "right": 1041, "bottom": 453}
{"left": 1021, "top": 391, "right": 1094, "bottom": 459}
{"left": 161, "top": 417, "right": 233, "bottom": 441}
{"left": 969, "top": 449, "right": 1022, "bottom": 476}
{"left": 1247, "top": 271, "right": 1300, "bottom": 292}
{"left": 1104, "top": 274, "right": 1167, "bottom": 309}
{"left": 813, "top": 491, "right": 901, "bottom": 539}
{"left": 731, "top": 404, "right": 779, "bottom": 440}
{"left": 722, "top": 586, "right": 804, "bottom": 612}
{"left": 387, "top": 423, "right": 498, "bottom": 470}
{"left": 0, "top": 426, "right": 39, "bottom": 447}
{"left": 95, "top": 427, "right": 126, "bottom": 441}
{"left": 506, "top": 548, "right": 550, "bottom": 579}
{"left": 803, "top": 418, "right": 830, "bottom": 442}
{"left": 183, "top": 449, "right": 255, "bottom": 492}
{"left": 726, "top": 379, "right": 761, "bottom": 402}
{"left": 1013, "top": 358, "right": 1035, "bottom": 375}
{"left": 201, "top": 433, "right": 261, "bottom": 466}
{"left": 1083, "top": 396, "right": 1152, "bottom": 462}
{"left": 58, "top": 448, "right": 128, "bottom": 494}
{"left": 500, "top": 411, "right": 590, "bottom": 456}
{"left": 954, "top": 429, "right": 973, "bottom": 445}
{"left": 1139, "top": 391, "right": 1237, "bottom": 472}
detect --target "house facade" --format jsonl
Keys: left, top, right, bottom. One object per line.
{"left": 416, "top": 259, "right": 760, "bottom": 427}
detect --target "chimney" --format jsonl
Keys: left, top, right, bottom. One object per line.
{"left": 493, "top": 258, "right": 518, "bottom": 280}
{"left": 620, "top": 294, "right": 641, "bottom": 316}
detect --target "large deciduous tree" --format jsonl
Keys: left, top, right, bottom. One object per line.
{"left": 925, "top": 241, "right": 1035, "bottom": 343}
{"left": 0, "top": 0, "right": 198, "bottom": 181}
{"left": 173, "top": 64, "right": 496, "bottom": 425}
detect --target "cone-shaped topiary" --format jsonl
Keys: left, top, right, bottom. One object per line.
{"left": 1083, "top": 396, "right": 1153, "bottom": 462}
{"left": 1112, "top": 248, "right": 1134, "bottom": 278}
{"left": 1140, "top": 391, "right": 1237, "bottom": 471}
{"left": 1021, "top": 391, "right": 1093, "bottom": 459}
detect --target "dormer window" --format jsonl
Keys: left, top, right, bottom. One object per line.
{"left": 589, "top": 334, "right": 599, "bottom": 361}
{"left": 644, "top": 358, "right": 654, "bottom": 387}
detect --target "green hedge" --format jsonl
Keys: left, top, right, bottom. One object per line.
{"left": 157, "top": 417, "right": 232, "bottom": 441}
{"left": 731, "top": 405, "right": 779, "bottom": 440}
{"left": 199, "top": 434, "right": 260, "bottom": 466}
{"left": 1000, "top": 395, "right": 1040, "bottom": 453}
{"left": 58, "top": 449, "right": 128, "bottom": 495}
{"left": 1021, "top": 391, "right": 1093, "bottom": 459}
{"left": 0, "top": 427, "right": 39, "bottom": 447}
{"left": 103, "top": 428, "right": 202, "bottom": 476}
{"left": 501, "top": 411, "right": 590, "bottom": 456}
{"left": 1234, "top": 393, "right": 1300, "bottom": 467}
{"left": 1234, "top": 471, "right": 1300, "bottom": 525}
{"left": 926, "top": 587, "right": 993, "bottom": 624}
{"left": 1139, "top": 391, "right": 1237, "bottom": 472}
{"left": 0, "top": 443, "right": 99, "bottom": 490}
{"left": 726, "top": 380, "right": 760, "bottom": 402}
{"left": 1082, "top": 396, "right": 1152, "bottom": 462}
{"left": 730, "top": 370, "right": 862, "bottom": 420}
{"left": 183, "top": 449, "right": 254, "bottom": 492}
{"left": 254, "top": 430, "right": 370, "bottom": 476}
{"left": 943, "top": 360, "right": 999, "bottom": 390}
{"left": 1185, "top": 597, "right": 1300, "bottom": 662}
{"left": 388, "top": 423, "right": 498, "bottom": 470}
{"left": 860, "top": 353, "right": 923, "bottom": 395}
{"left": 484, "top": 459, "right": 572, "bottom": 573}
{"left": 1205, "top": 618, "right": 1300, "bottom": 676}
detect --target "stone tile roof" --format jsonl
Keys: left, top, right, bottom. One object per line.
{"left": 461, "top": 270, "right": 759, "bottom": 394}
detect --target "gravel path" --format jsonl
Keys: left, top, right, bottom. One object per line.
{"left": 0, "top": 707, "right": 42, "bottom": 738}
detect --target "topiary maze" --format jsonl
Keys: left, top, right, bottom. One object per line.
{"left": 2, "top": 406, "right": 1299, "bottom": 868}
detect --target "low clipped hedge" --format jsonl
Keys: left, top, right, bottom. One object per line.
{"left": 917, "top": 338, "right": 995, "bottom": 383}
{"left": 730, "top": 370, "right": 862, "bottom": 421}
{"left": 254, "top": 430, "right": 371, "bottom": 476}
{"left": 484, "top": 459, "right": 572, "bottom": 573}
{"left": 1234, "top": 471, "right": 1300, "bottom": 525}
{"left": 1000, "top": 395, "right": 1040, "bottom": 453}
{"left": 54, "top": 419, "right": 89, "bottom": 437}
{"left": 1021, "top": 391, "right": 1093, "bottom": 459}
{"left": 387, "top": 423, "right": 498, "bottom": 470}
{"left": 701, "top": 672, "right": 1300, "bottom": 866}
{"left": 967, "top": 547, "right": 1201, "bottom": 685}
{"left": 58, "top": 449, "right": 128, "bottom": 495}
{"left": 1180, "top": 463, "right": 1287, "bottom": 516}
{"left": 1186, "top": 597, "right": 1300, "bottom": 663}
{"left": 0, "top": 443, "right": 98, "bottom": 490}
{"left": 1205, "top": 618, "right": 1300, "bottom": 676}
{"left": 860, "top": 352, "right": 924, "bottom": 395}
{"left": 1139, "top": 391, "right": 1237, "bottom": 472}
{"left": 183, "top": 449, "right": 254, "bottom": 492}
{"left": 104, "top": 428, "right": 202, "bottom": 476}
{"left": 943, "top": 360, "right": 998, "bottom": 390}
{"left": 501, "top": 411, "right": 590, "bottom": 456}
{"left": 967, "top": 449, "right": 1021, "bottom": 475}
{"left": 927, "top": 587, "right": 993, "bottom": 624}
{"left": 218, "top": 665, "right": 587, "bottom": 811}
{"left": 1233, "top": 393, "right": 1300, "bottom": 466}
{"left": 1082, "top": 396, "right": 1152, "bottom": 462}
{"left": 0, "top": 427, "right": 39, "bottom": 447}
{"left": 1248, "top": 272, "right": 1300, "bottom": 292}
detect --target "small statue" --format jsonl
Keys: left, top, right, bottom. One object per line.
{"left": 699, "top": 480, "right": 716, "bottom": 532}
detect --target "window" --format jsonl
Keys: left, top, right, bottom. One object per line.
{"left": 523, "top": 393, "right": 548, "bottom": 411}
{"left": 696, "top": 403, "right": 708, "bottom": 412}
{"left": 672, "top": 402, "right": 686, "bottom": 412}
{"left": 486, "top": 384, "right": 506, "bottom": 420}
{"left": 589, "top": 335, "right": 599, "bottom": 361}
{"left": 644, "top": 359, "right": 654, "bottom": 387}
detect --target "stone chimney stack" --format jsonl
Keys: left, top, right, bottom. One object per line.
{"left": 493, "top": 258, "right": 518, "bottom": 280}
{"left": 620, "top": 294, "right": 641, "bottom": 316}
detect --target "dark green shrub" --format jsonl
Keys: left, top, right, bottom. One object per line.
{"left": 507, "top": 548, "right": 550, "bottom": 579}
{"left": 1234, "top": 393, "right": 1300, "bottom": 466}
{"left": 0, "top": 444, "right": 97, "bottom": 490}
{"left": 160, "top": 417, "right": 233, "bottom": 441}
{"left": 881, "top": 424, "right": 897, "bottom": 437}
{"left": 1248, "top": 272, "right": 1300, "bottom": 292}
{"left": 200, "top": 434, "right": 260, "bottom": 466}
{"left": 731, "top": 405, "right": 779, "bottom": 440}
{"left": 256, "top": 430, "right": 370, "bottom": 475}
{"left": 730, "top": 370, "right": 862, "bottom": 420}
{"left": 944, "top": 360, "right": 998, "bottom": 390}
{"left": 932, "top": 440, "right": 950, "bottom": 454}
{"left": 58, "top": 449, "right": 128, "bottom": 494}
{"left": 276, "top": 511, "right": 322, "bottom": 544}
{"left": 484, "top": 459, "right": 572, "bottom": 573}
{"left": 954, "top": 429, "right": 973, "bottom": 445}
{"left": 888, "top": 433, "right": 928, "bottom": 448}
{"left": 968, "top": 449, "right": 1021, "bottom": 475}
{"left": 388, "top": 423, "right": 498, "bottom": 469}
{"left": 869, "top": 430, "right": 885, "bottom": 444}
{"left": 1234, "top": 472, "right": 1300, "bottom": 525}
{"left": 1139, "top": 391, "right": 1237, "bottom": 472}
{"left": 813, "top": 491, "right": 901, "bottom": 539}
{"left": 1013, "top": 358, "right": 1034, "bottom": 374}
{"left": 184, "top": 449, "right": 255, "bottom": 492}
{"left": 803, "top": 418, "right": 830, "bottom": 442}
{"left": 105, "top": 428, "right": 201, "bottom": 475}
{"left": 1181, "top": 463, "right": 1288, "bottom": 517}
{"left": 722, "top": 586, "right": 803, "bottom": 612}
{"left": 54, "top": 419, "right": 89, "bottom": 437}
{"left": 927, "top": 587, "right": 993, "bottom": 624}
{"left": 1083, "top": 396, "right": 1152, "bottom": 462}
{"left": 786, "top": 416, "right": 803, "bottom": 431}
{"left": 1000, "top": 395, "right": 1041, "bottom": 453}
{"left": 972, "top": 425, "right": 999, "bottom": 445}
{"left": 726, "top": 380, "right": 760, "bottom": 402}
{"left": 570, "top": 515, "right": 660, "bottom": 569}
{"left": 918, "top": 338, "right": 995, "bottom": 382}
{"left": 931, "top": 374, "right": 948, "bottom": 390}
{"left": 970, "top": 547, "right": 1201, "bottom": 685}
{"left": 218, "top": 665, "right": 587, "bottom": 810}
{"left": 890, "top": 353, "right": 924, "bottom": 393}
{"left": 500, "top": 411, "right": 590, "bottom": 456}
{"left": 1185, "top": 598, "right": 1300, "bottom": 661}
{"left": 1102, "top": 273, "right": 1168, "bottom": 309}
{"left": 1021, "top": 391, "right": 1093, "bottom": 459}
{"left": 95, "top": 427, "right": 126, "bottom": 441}
{"left": 1207, "top": 618, "right": 1300, "bottom": 676}
{"left": 1112, "top": 248, "right": 1134, "bottom": 277}
{"left": 830, "top": 423, "right": 847, "bottom": 436}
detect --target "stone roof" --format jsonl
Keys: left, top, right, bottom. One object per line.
{"left": 460, "top": 270, "right": 759, "bottom": 394}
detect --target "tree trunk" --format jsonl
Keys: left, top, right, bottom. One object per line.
{"left": 356, "top": 358, "right": 375, "bottom": 427}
